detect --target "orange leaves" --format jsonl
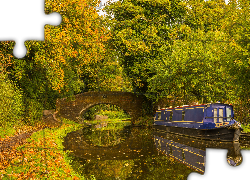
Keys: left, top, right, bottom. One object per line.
{"left": 0, "top": 42, "right": 14, "bottom": 74}
{"left": 72, "top": 50, "right": 78, "bottom": 58}
{"left": 73, "top": 176, "right": 80, "bottom": 180}
{"left": 1, "top": 122, "right": 83, "bottom": 179}
{"left": 27, "top": 0, "right": 110, "bottom": 93}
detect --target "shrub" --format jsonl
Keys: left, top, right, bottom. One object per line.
{"left": 0, "top": 72, "right": 24, "bottom": 127}
{"left": 22, "top": 97, "right": 44, "bottom": 125}
{"left": 83, "top": 104, "right": 130, "bottom": 120}
{"left": 99, "top": 109, "right": 130, "bottom": 119}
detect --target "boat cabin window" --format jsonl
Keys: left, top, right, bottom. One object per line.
{"left": 158, "top": 112, "right": 161, "bottom": 120}
{"left": 219, "top": 109, "right": 223, "bottom": 123}
{"left": 169, "top": 111, "right": 173, "bottom": 122}
{"left": 213, "top": 107, "right": 226, "bottom": 123}
{"left": 182, "top": 111, "right": 185, "bottom": 121}
{"left": 226, "top": 108, "right": 232, "bottom": 121}
{"left": 214, "top": 108, "right": 217, "bottom": 123}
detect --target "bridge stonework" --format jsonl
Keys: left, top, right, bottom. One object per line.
{"left": 56, "top": 91, "right": 147, "bottom": 124}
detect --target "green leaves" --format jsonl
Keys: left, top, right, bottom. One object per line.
{"left": 104, "top": 0, "right": 250, "bottom": 110}
{"left": 0, "top": 72, "right": 23, "bottom": 127}
{"left": 105, "top": 0, "right": 186, "bottom": 96}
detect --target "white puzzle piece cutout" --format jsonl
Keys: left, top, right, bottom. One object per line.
{"left": 0, "top": 0, "right": 61, "bottom": 58}
{"left": 188, "top": 148, "right": 250, "bottom": 180}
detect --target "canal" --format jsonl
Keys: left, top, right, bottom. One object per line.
{"left": 62, "top": 120, "right": 242, "bottom": 180}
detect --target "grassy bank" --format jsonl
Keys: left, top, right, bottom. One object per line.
{"left": 242, "top": 124, "right": 250, "bottom": 133}
{"left": 0, "top": 121, "right": 44, "bottom": 140}
{"left": 0, "top": 119, "right": 92, "bottom": 179}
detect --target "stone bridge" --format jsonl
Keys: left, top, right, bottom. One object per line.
{"left": 56, "top": 91, "right": 148, "bottom": 124}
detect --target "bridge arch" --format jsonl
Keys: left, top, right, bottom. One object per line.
{"left": 79, "top": 103, "right": 130, "bottom": 120}
{"left": 56, "top": 91, "right": 147, "bottom": 124}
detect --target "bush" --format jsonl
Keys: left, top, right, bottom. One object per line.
{"left": 83, "top": 104, "right": 130, "bottom": 120}
{"left": 0, "top": 72, "right": 24, "bottom": 127}
{"left": 22, "top": 97, "right": 44, "bottom": 125}
{"left": 83, "top": 107, "right": 96, "bottom": 120}
{"left": 99, "top": 109, "right": 130, "bottom": 119}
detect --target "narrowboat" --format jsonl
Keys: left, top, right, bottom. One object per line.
{"left": 154, "top": 103, "right": 243, "bottom": 141}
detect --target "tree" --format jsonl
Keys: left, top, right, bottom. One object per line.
{"left": 217, "top": 0, "right": 250, "bottom": 123}
{"left": 80, "top": 52, "right": 133, "bottom": 92}
{"left": 105, "top": 0, "right": 187, "bottom": 99}
{"left": 3, "top": 0, "right": 110, "bottom": 124}
{"left": 105, "top": 0, "right": 250, "bottom": 122}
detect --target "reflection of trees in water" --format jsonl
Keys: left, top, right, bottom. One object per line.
{"left": 85, "top": 123, "right": 130, "bottom": 147}
{"left": 67, "top": 127, "right": 194, "bottom": 180}
{"left": 69, "top": 156, "right": 134, "bottom": 180}
{"left": 68, "top": 153, "right": 194, "bottom": 180}
{"left": 86, "top": 129, "right": 125, "bottom": 147}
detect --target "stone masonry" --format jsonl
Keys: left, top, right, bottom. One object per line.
{"left": 56, "top": 91, "right": 147, "bottom": 124}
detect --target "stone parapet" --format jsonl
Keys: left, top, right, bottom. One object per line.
{"left": 56, "top": 91, "right": 149, "bottom": 124}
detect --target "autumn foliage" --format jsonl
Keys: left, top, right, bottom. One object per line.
{"left": 0, "top": 0, "right": 113, "bottom": 126}
{"left": 32, "top": 0, "right": 110, "bottom": 92}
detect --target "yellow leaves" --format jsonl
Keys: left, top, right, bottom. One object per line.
{"left": 141, "top": 25, "right": 158, "bottom": 36}
{"left": 0, "top": 0, "right": 106, "bottom": 100}
{"left": 64, "top": 17, "right": 70, "bottom": 24}
{"left": 179, "top": 24, "right": 191, "bottom": 35}
{"left": 50, "top": 68, "right": 65, "bottom": 91}
{"left": 32, "top": 0, "right": 110, "bottom": 93}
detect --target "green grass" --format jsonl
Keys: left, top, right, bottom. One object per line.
{"left": 241, "top": 124, "right": 250, "bottom": 133}
{"left": 0, "top": 123, "right": 16, "bottom": 138}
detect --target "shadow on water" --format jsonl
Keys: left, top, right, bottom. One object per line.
{"left": 62, "top": 121, "right": 243, "bottom": 180}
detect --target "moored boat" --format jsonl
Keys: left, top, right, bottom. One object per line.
{"left": 154, "top": 103, "right": 243, "bottom": 141}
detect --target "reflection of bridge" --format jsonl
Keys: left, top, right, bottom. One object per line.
{"left": 63, "top": 127, "right": 158, "bottom": 160}
{"left": 56, "top": 91, "right": 148, "bottom": 124}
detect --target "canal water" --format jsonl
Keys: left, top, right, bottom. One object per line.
{"left": 62, "top": 120, "right": 242, "bottom": 180}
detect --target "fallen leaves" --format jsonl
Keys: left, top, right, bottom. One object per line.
{"left": 0, "top": 119, "right": 84, "bottom": 179}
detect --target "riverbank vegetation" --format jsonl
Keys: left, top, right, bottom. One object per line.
{"left": 0, "top": 119, "right": 89, "bottom": 179}
{"left": 83, "top": 104, "right": 131, "bottom": 121}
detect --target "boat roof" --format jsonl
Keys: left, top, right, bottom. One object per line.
{"left": 158, "top": 103, "right": 233, "bottom": 111}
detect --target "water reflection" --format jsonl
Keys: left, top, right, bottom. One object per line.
{"left": 63, "top": 122, "right": 243, "bottom": 179}
{"left": 63, "top": 125, "right": 158, "bottom": 160}
{"left": 153, "top": 130, "right": 242, "bottom": 167}
{"left": 154, "top": 136, "right": 205, "bottom": 173}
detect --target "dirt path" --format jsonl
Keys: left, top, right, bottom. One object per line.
{"left": 0, "top": 128, "right": 45, "bottom": 170}
{"left": 0, "top": 115, "right": 63, "bottom": 171}
{"left": 0, "top": 131, "right": 37, "bottom": 150}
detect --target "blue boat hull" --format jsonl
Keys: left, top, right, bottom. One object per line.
{"left": 153, "top": 124, "right": 242, "bottom": 142}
